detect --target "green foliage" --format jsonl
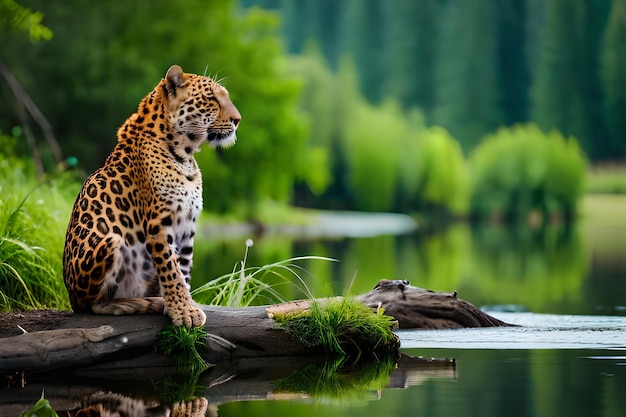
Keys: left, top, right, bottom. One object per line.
{"left": 273, "top": 297, "right": 399, "bottom": 358}
{"left": 385, "top": 0, "right": 439, "bottom": 115}
{"left": 531, "top": 0, "right": 609, "bottom": 157}
{"left": 601, "top": 0, "right": 626, "bottom": 157}
{"left": 432, "top": 0, "right": 501, "bottom": 150}
{"left": 411, "top": 127, "right": 469, "bottom": 214}
{"left": 0, "top": 154, "right": 77, "bottom": 311}
{"left": 469, "top": 124, "right": 587, "bottom": 222}
{"left": 288, "top": 54, "right": 470, "bottom": 215}
{"left": 0, "top": 0, "right": 52, "bottom": 41}
{"left": 20, "top": 390, "right": 58, "bottom": 417}
{"left": 155, "top": 324, "right": 210, "bottom": 369}
{"left": 341, "top": 97, "right": 405, "bottom": 212}
{"left": 1, "top": 1, "right": 315, "bottom": 218}
{"left": 195, "top": 7, "right": 312, "bottom": 216}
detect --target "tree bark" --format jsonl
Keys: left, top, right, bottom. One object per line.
{"left": 0, "top": 280, "right": 510, "bottom": 373}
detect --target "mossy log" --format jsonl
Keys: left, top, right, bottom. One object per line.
{"left": 0, "top": 280, "right": 509, "bottom": 372}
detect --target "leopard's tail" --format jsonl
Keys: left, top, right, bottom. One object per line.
{"left": 91, "top": 297, "right": 165, "bottom": 315}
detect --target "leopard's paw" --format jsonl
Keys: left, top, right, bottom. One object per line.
{"left": 170, "top": 304, "right": 206, "bottom": 328}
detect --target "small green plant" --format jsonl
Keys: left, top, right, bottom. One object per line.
{"left": 155, "top": 324, "right": 211, "bottom": 369}
{"left": 192, "top": 239, "right": 336, "bottom": 306}
{"left": 273, "top": 297, "right": 399, "bottom": 359}
{"left": 21, "top": 390, "right": 58, "bottom": 417}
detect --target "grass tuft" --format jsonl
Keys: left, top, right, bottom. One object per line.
{"left": 273, "top": 297, "right": 399, "bottom": 359}
{"left": 155, "top": 324, "right": 211, "bottom": 369}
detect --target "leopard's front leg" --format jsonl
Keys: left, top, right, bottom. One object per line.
{"left": 147, "top": 221, "right": 206, "bottom": 328}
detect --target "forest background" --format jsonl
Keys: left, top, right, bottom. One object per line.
{"left": 2, "top": 0, "right": 626, "bottom": 222}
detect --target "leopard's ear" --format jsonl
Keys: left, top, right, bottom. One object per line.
{"left": 165, "top": 65, "right": 184, "bottom": 96}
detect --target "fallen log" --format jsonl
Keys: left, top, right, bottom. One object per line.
{"left": 0, "top": 280, "right": 510, "bottom": 372}
{"left": 356, "top": 279, "right": 511, "bottom": 329}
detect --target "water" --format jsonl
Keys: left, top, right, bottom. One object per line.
{"left": 4, "top": 210, "right": 626, "bottom": 417}
{"left": 209, "top": 312, "right": 626, "bottom": 417}
{"left": 194, "top": 213, "right": 626, "bottom": 417}
{"left": 400, "top": 312, "right": 626, "bottom": 349}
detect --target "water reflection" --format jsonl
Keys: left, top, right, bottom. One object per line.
{"left": 2, "top": 354, "right": 455, "bottom": 417}
{"left": 191, "top": 221, "right": 625, "bottom": 316}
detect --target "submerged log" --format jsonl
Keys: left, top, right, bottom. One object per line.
{"left": 0, "top": 280, "right": 509, "bottom": 372}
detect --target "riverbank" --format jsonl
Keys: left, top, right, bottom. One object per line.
{"left": 199, "top": 206, "right": 418, "bottom": 239}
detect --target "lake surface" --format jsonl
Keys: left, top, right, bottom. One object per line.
{"left": 190, "top": 208, "right": 626, "bottom": 417}
{"left": 5, "top": 205, "right": 626, "bottom": 417}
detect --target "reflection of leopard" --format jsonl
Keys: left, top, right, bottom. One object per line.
{"left": 62, "top": 392, "right": 213, "bottom": 417}
{"left": 63, "top": 65, "right": 241, "bottom": 327}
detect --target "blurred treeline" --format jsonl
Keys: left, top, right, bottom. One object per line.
{"left": 250, "top": 0, "right": 625, "bottom": 160}
{"left": 2, "top": 0, "right": 623, "bottom": 222}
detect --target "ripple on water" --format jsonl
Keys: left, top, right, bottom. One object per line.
{"left": 398, "top": 312, "right": 626, "bottom": 350}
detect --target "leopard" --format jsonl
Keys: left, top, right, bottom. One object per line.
{"left": 63, "top": 64, "right": 241, "bottom": 327}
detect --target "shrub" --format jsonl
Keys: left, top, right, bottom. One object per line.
{"left": 411, "top": 126, "right": 469, "bottom": 214}
{"left": 469, "top": 124, "right": 587, "bottom": 222}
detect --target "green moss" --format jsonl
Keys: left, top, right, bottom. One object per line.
{"left": 273, "top": 297, "right": 399, "bottom": 359}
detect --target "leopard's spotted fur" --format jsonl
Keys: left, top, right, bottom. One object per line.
{"left": 63, "top": 65, "right": 241, "bottom": 327}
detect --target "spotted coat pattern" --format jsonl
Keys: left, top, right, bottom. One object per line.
{"left": 63, "top": 65, "right": 241, "bottom": 327}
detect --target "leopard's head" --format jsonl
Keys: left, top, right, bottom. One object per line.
{"left": 163, "top": 65, "right": 241, "bottom": 152}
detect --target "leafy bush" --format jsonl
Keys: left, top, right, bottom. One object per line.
{"left": 0, "top": 155, "right": 77, "bottom": 311}
{"left": 469, "top": 124, "right": 587, "bottom": 222}
{"left": 410, "top": 126, "right": 469, "bottom": 214}
{"left": 289, "top": 54, "right": 470, "bottom": 215}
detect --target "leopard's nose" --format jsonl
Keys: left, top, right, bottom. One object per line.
{"left": 224, "top": 102, "right": 241, "bottom": 130}
{"left": 231, "top": 112, "right": 241, "bottom": 129}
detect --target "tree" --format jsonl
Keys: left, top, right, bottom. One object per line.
{"left": 0, "top": 0, "right": 52, "bottom": 41}
{"left": 496, "top": 0, "right": 531, "bottom": 125}
{"left": 1, "top": 0, "right": 316, "bottom": 217}
{"left": 601, "top": 0, "right": 626, "bottom": 158}
{"left": 384, "top": 0, "right": 440, "bottom": 118}
{"left": 339, "top": 0, "right": 389, "bottom": 104}
{"left": 531, "top": 0, "right": 610, "bottom": 159}
{"left": 432, "top": 0, "right": 501, "bottom": 152}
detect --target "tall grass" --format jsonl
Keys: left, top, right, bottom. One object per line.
{"left": 0, "top": 157, "right": 77, "bottom": 311}
{"left": 191, "top": 239, "right": 336, "bottom": 306}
